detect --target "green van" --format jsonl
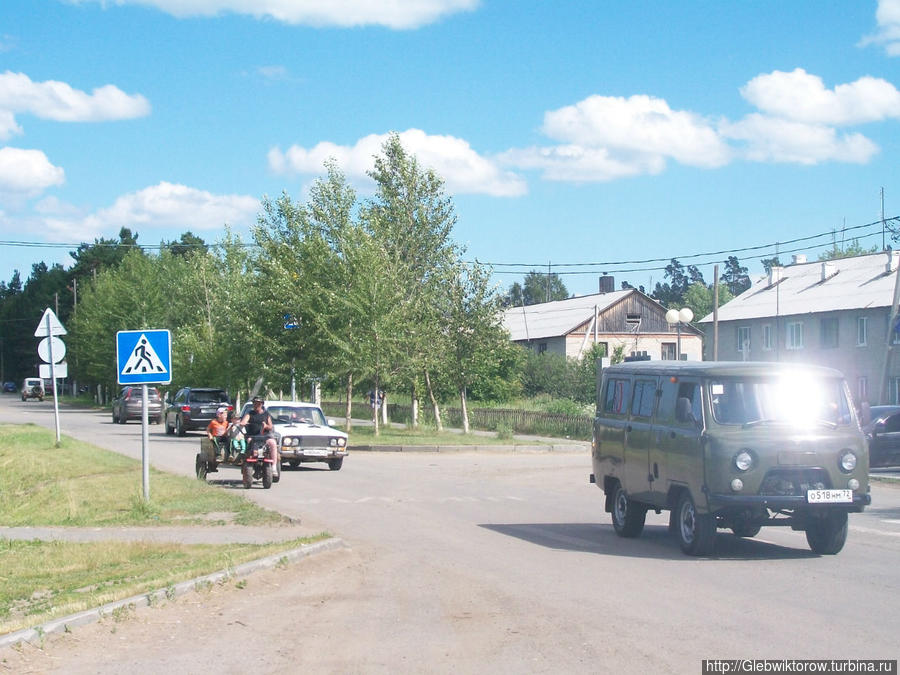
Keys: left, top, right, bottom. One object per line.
{"left": 590, "top": 361, "right": 870, "bottom": 556}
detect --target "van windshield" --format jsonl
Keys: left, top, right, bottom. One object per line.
{"left": 708, "top": 375, "right": 851, "bottom": 427}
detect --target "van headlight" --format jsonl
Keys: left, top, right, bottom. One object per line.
{"left": 838, "top": 450, "right": 857, "bottom": 473}
{"left": 734, "top": 450, "right": 754, "bottom": 472}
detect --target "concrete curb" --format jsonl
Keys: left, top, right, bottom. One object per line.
{"left": 348, "top": 443, "right": 588, "bottom": 453}
{"left": 0, "top": 537, "right": 346, "bottom": 651}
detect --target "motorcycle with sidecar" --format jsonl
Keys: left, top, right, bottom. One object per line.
{"left": 195, "top": 424, "right": 281, "bottom": 489}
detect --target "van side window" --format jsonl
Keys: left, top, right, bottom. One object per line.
{"left": 631, "top": 379, "right": 657, "bottom": 418}
{"left": 676, "top": 382, "right": 702, "bottom": 426}
{"left": 603, "top": 378, "right": 629, "bottom": 414}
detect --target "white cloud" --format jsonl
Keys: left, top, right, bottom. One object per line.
{"left": 541, "top": 95, "right": 731, "bottom": 168}
{"left": 269, "top": 129, "right": 527, "bottom": 197}
{"left": 0, "top": 147, "right": 65, "bottom": 197}
{"left": 500, "top": 94, "right": 730, "bottom": 182}
{"left": 721, "top": 114, "right": 879, "bottom": 165}
{"left": 741, "top": 69, "right": 900, "bottom": 125}
{"left": 40, "top": 182, "right": 259, "bottom": 242}
{"left": 69, "top": 0, "right": 479, "bottom": 29}
{"left": 860, "top": 0, "right": 900, "bottom": 56}
{"left": 0, "top": 71, "right": 150, "bottom": 126}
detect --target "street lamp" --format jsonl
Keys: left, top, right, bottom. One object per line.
{"left": 665, "top": 307, "right": 694, "bottom": 361}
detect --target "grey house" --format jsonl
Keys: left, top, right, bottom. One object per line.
{"left": 502, "top": 287, "right": 703, "bottom": 361}
{"left": 698, "top": 250, "right": 900, "bottom": 406}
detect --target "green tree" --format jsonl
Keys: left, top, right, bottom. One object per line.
{"left": 165, "top": 231, "right": 207, "bottom": 258}
{"left": 682, "top": 281, "right": 734, "bottom": 324}
{"left": 818, "top": 238, "right": 877, "bottom": 261}
{"left": 69, "top": 227, "right": 142, "bottom": 280}
{"left": 761, "top": 256, "right": 782, "bottom": 274}
{"left": 504, "top": 271, "right": 569, "bottom": 306}
{"left": 722, "top": 256, "right": 750, "bottom": 295}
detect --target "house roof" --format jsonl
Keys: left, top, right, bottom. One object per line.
{"left": 502, "top": 290, "right": 633, "bottom": 341}
{"left": 699, "top": 251, "right": 900, "bottom": 323}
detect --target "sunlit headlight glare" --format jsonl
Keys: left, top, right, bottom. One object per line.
{"left": 734, "top": 450, "right": 754, "bottom": 472}
{"left": 839, "top": 450, "right": 857, "bottom": 473}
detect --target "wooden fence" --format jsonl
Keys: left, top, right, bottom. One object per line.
{"left": 321, "top": 401, "right": 593, "bottom": 441}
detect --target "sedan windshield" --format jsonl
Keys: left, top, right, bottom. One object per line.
{"left": 709, "top": 375, "right": 851, "bottom": 427}
{"left": 269, "top": 406, "right": 327, "bottom": 426}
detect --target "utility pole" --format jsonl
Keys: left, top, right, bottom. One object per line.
{"left": 882, "top": 187, "right": 886, "bottom": 251}
{"left": 546, "top": 261, "right": 551, "bottom": 303}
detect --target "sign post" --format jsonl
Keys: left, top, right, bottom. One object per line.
{"left": 116, "top": 330, "right": 172, "bottom": 501}
{"left": 34, "top": 308, "right": 67, "bottom": 445}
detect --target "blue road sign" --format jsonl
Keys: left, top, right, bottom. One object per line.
{"left": 116, "top": 329, "right": 172, "bottom": 385}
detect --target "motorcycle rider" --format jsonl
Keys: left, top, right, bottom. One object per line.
{"left": 239, "top": 396, "right": 278, "bottom": 463}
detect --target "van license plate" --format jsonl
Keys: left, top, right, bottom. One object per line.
{"left": 807, "top": 489, "right": 852, "bottom": 503}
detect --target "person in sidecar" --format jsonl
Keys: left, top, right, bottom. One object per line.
{"left": 239, "top": 396, "right": 278, "bottom": 463}
{"left": 207, "top": 406, "right": 231, "bottom": 461}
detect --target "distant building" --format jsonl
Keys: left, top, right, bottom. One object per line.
{"left": 698, "top": 251, "right": 900, "bottom": 406}
{"left": 502, "top": 284, "right": 703, "bottom": 362}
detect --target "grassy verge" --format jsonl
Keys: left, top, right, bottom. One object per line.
{"left": 347, "top": 425, "right": 549, "bottom": 446}
{"left": 0, "top": 536, "right": 326, "bottom": 635}
{"left": 0, "top": 423, "right": 281, "bottom": 526}
{"left": 0, "top": 424, "right": 328, "bottom": 635}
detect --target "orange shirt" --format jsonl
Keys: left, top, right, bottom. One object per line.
{"left": 207, "top": 418, "right": 229, "bottom": 438}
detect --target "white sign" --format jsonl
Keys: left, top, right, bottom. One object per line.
{"left": 40, "top": 363, "right": 68, "bottom": 379}
{"left": 38, "top": 337, "right": 66, "bottom": 363}
{"left": 34, "top": 307, "right": 67, "bottom": 337}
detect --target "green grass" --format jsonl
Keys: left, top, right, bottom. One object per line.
{"left": 347, "top": 425, "right": 549, "bottom": 446}
{"left": 0, "top": 423, "right": 331, "bottom": 635}
{"left": 0, "top": 424, "right": 281, "bottom": 526}
{"left": 0, "top": 536, "right": 326, "bottom": 634}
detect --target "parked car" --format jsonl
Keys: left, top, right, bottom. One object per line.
{"left": 165, "top": 387, "right": 231, "bottom": 436}
{"left": 21, "top": 378, "right": 44, "bottom": 401}
{"left": 863, "top": 405, "right": 900, "bottom": 468}
{"left": 112, "top": 386, "right": 163, "bottom": 424}
{"left": 2, "top": 381, "right": 16, "bottom": 393}
{"left": 238, "top": 400, "right": 348, "bottom": 471}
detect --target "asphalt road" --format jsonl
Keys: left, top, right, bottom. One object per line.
{"left": 3, "top": 395, "right": 900, "bottom": 673}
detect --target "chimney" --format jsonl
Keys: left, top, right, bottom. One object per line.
{"left": 821, "top": 261, "right": 837, "bottom": 282}
{"left": 768, "top": 266, "right": 783, "bottom": 287}
{"left": 599, "top": 275, "right": 615, "bottom": 293}
{"left": 791, "top": 254, "right": 807, "bottom": 265}
{"left": 887, "top": 250, "right": 899, "bottom": 274}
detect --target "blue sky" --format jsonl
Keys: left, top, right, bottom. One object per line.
{"left": 1, "top": 0, "right": 899, "bottom": 297}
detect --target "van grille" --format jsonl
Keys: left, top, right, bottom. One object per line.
{"left": 758, "top": 468, "right": 831, "bottom": 496}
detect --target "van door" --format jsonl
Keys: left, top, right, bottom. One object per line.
{"left": 596, "top": 376, "right": 631, "bottom": 482}
{"left": 655, "top": 378, "right": 704, "bottom": 499}
{"left": 624, "top": 377, "right": 659, "bottom": 501}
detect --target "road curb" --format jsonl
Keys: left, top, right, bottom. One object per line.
{"left": 348, "top": 444, "right": 587, "bottom": 453}
{"left": 0, "top": 537, "right": 347, "bottom": 651}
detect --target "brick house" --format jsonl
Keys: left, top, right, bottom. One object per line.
{"left": 502, "top": 286, "right": 703, "bottom": 361}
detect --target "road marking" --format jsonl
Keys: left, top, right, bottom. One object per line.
{"left": 850, "top": 525, "right": 900, "bottom": 537}
{"left": 289, "top": 495, "right": 527, "bottom": 505}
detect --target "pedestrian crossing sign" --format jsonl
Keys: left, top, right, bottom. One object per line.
{"left": 116, "top": 329, "right": 172, "bottom": 385}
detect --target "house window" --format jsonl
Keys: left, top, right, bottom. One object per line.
{"left": 787, "top": 322, "right": 804, "bottom": 350}
{"left": 858, "top": 377, "right": 868, "bottom": 404}
{"left": 857, "top": 317, "right": 868, "bottom": 347}
{"left": 625, "top": 313, "right": 641, "bottom": 331}
{"left": 891, "top": 378, "right": 900, "bottom": 405}
{"left": 820, "top": 317, "right": 839, "bottom": 349}
{"left": 661, "top": 343, "right": 676, "bottom": 360}
{"left": 736, "top": 326, "right": 750, "bottom": 353}
{"left": 762, "top": 324, "right": 773, "bottom": 351}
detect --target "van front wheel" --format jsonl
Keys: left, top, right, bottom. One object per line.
{"left": 805, "top": 511, "right": 847, "bottom": 555}
{"left": 611, "top": 484, "right": 646, "bottom": 538}
{"left": 676, "top": 493, "right": 716, "bottom": 556}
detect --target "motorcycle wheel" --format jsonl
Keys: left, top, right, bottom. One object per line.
{"left": 262, "top": 463, "right": 273, "bottom": 489}
{"left": 241, "top": 462, "right": 253, "bottom": 489}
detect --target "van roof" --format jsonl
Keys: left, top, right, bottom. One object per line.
{"left": 602, "top": 360, "right": 845, "bottom": 379}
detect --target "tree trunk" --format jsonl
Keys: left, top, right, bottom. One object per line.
{"left": 410, "top": 383, "right": 419, "bottom": 429}
{"left": 460, "top": 387, "right": 470, "bottom": 434}
{"left": 344, "top": 373, "right": 353, "bottom": 432}
{"left": 424, "top": 369, "right": 442, "bottom": 432}
{"left": 372, "top": 375, "right": 380, "bottom": 436}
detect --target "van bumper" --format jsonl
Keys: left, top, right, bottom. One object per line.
{"left": 708, "top": 493, "right": 870, "bottom": 512}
